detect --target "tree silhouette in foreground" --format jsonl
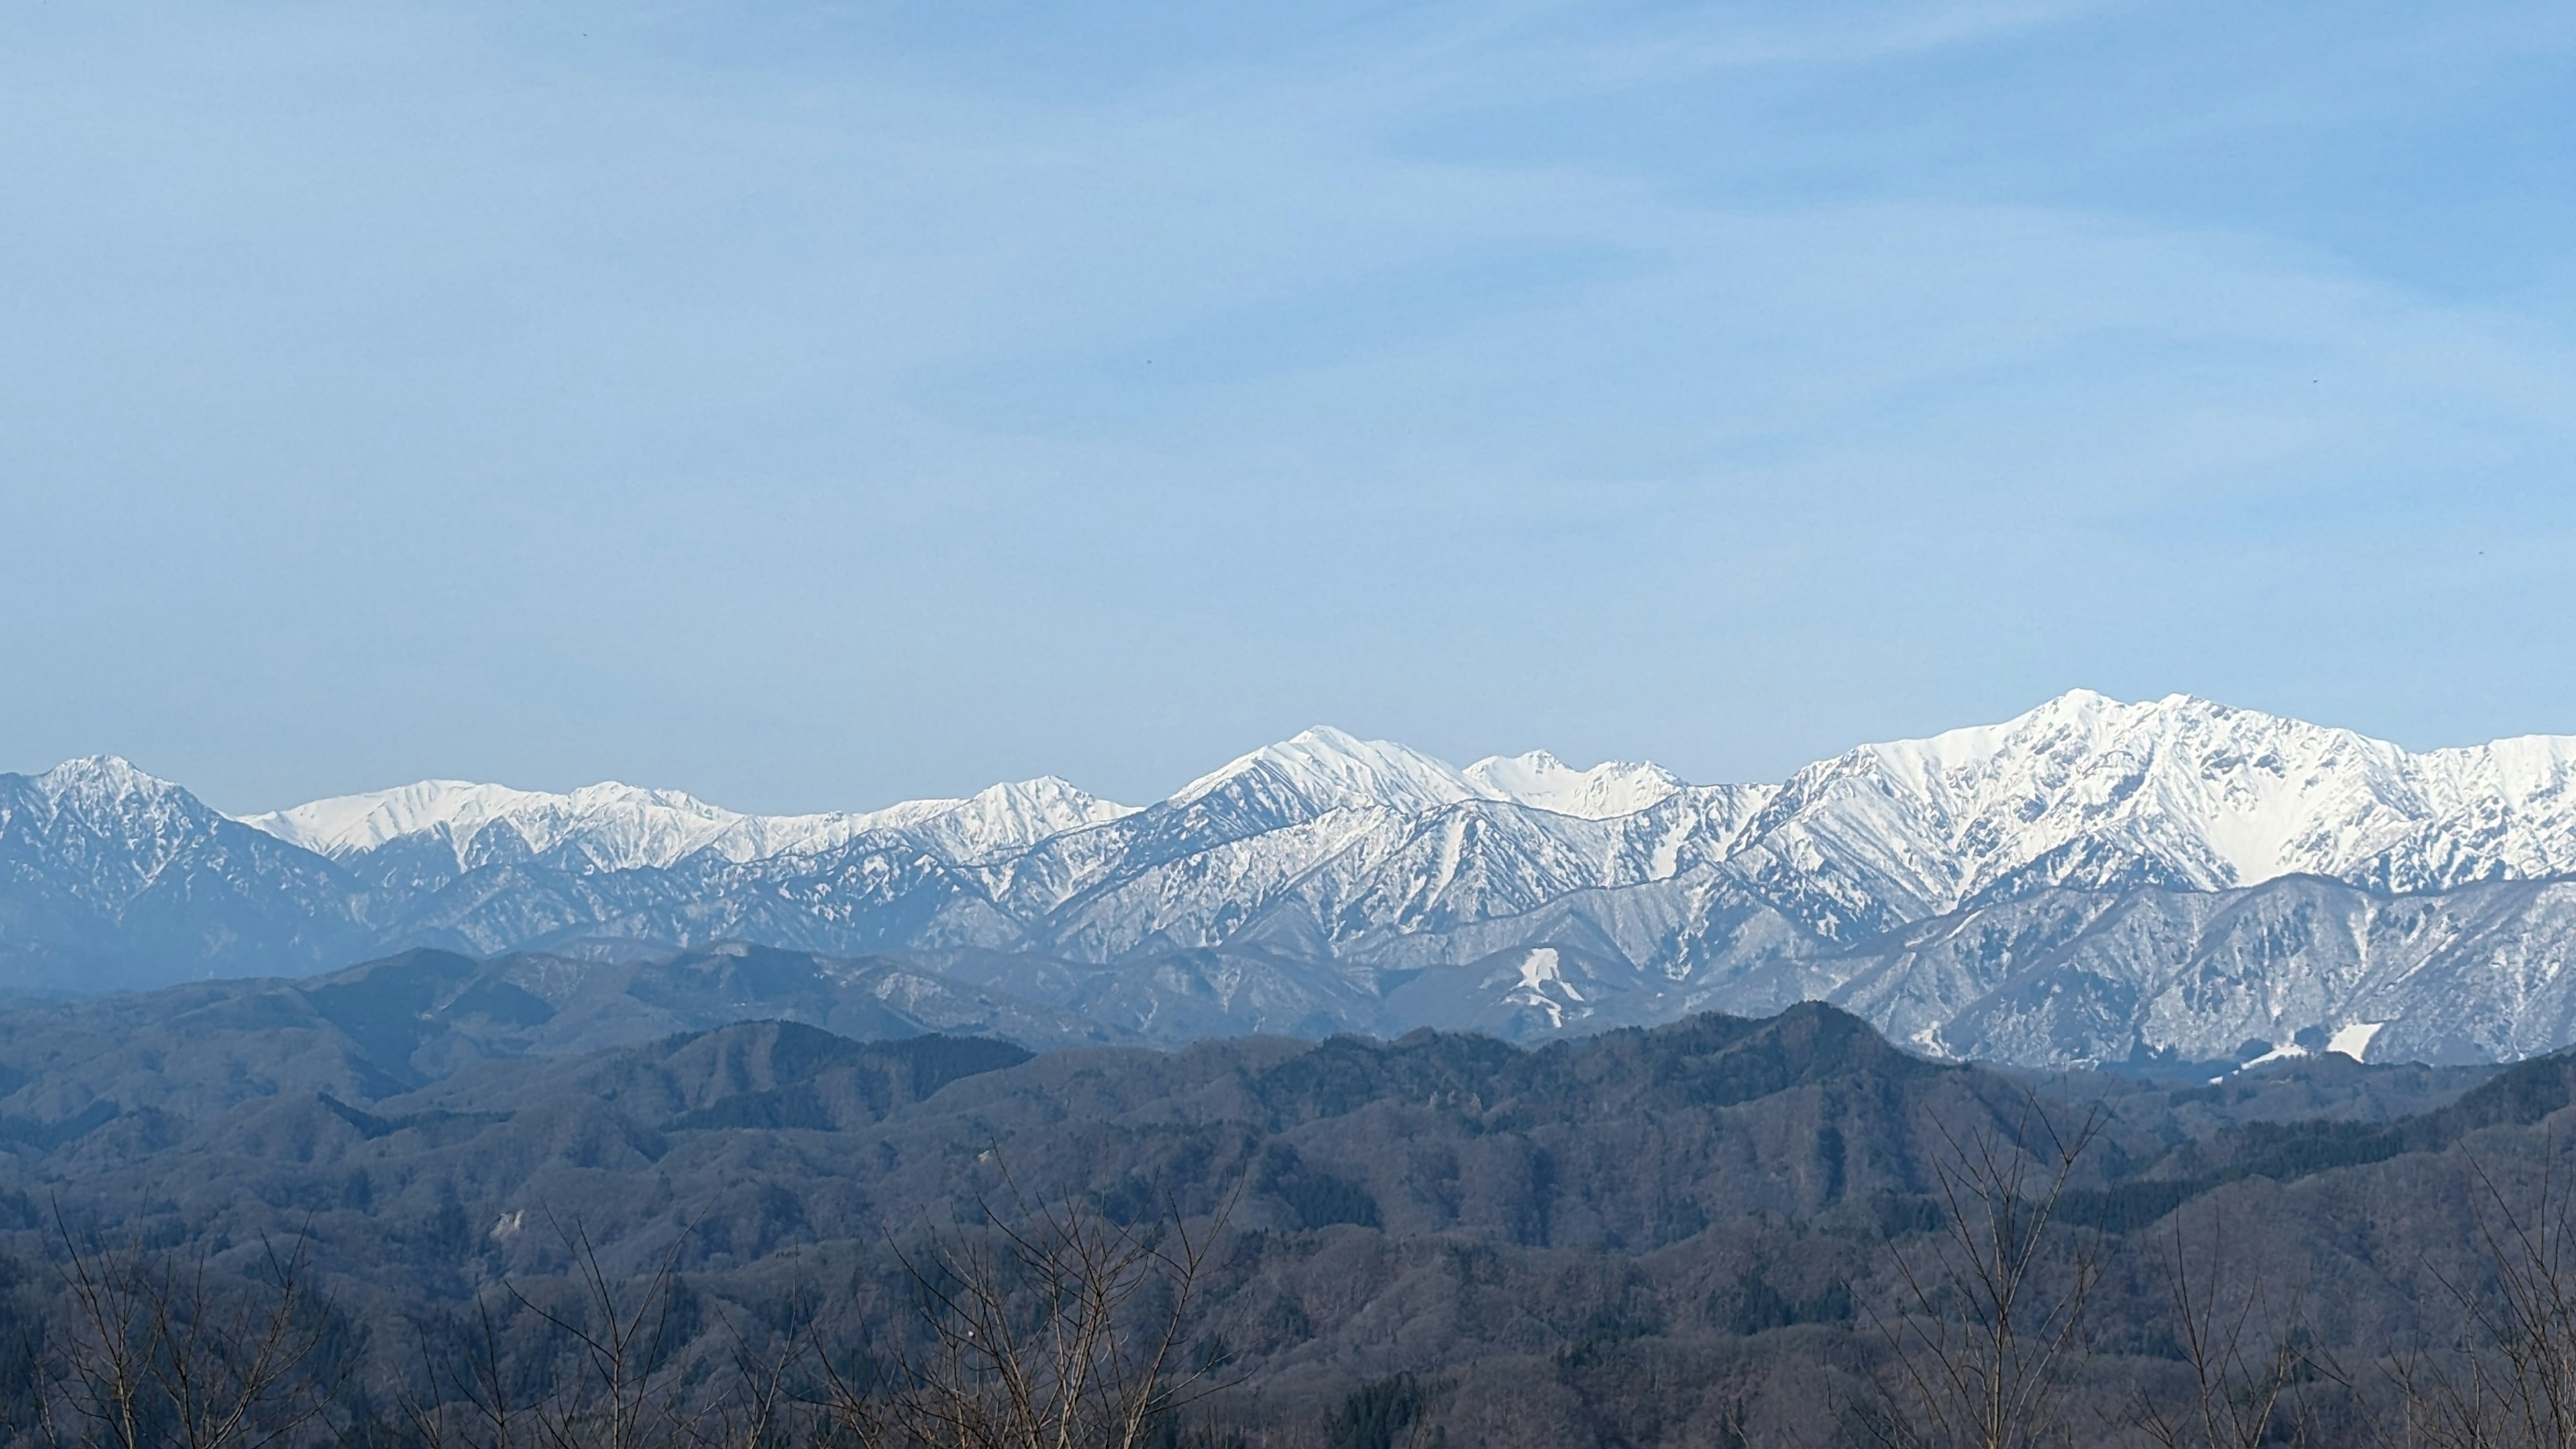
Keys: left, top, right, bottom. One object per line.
{"left": 1854, "top": 1095, "right": 2106, "bottom": 1449}
{"left": 43, "top": 1210, "right": 345, "bottom": 1449}
{"left": 814, "top": 1169, "right": 1242, "bottom": 1449}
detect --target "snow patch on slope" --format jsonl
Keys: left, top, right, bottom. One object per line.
{"left": 2329, "top": 1021, "right": 2385, "bottom": 1061}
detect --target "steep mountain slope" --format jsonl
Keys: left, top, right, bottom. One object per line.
{"left": 1796, "top": 875, "right": 2576, "bottom": 1067}
{"left": 0, "top": 757, "right": 374, "bottom": 991}
{"left": 1728, "top": 690, "right": 2576, "bottom": 932}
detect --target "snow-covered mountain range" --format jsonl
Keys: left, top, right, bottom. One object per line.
{"left": 14, "top": 690, "right": 2576, "bottom": 1068}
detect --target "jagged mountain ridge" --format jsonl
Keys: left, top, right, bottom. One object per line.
{"left": 13, "top": 691, "right": 2576, "bottom": 1066}
{"left": 235, "top": 690, "right": 2576, "bottom": 931}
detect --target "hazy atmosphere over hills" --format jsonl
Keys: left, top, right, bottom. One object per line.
{"left": 15, "top": 689, "right": 2576, "bottom": 1070}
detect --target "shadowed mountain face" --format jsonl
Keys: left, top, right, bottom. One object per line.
{"left": 0, "top": 994, "right": 2496, "bottom": 1283}
{"left": 0, "top": 945, "right": 1128, "bottom": 1134}
{"left": 17, "top": 692, "right": 2576, "bottom": 1066}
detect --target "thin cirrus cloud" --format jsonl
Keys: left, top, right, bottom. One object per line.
{"left": 1, "top": 0, "right": 2571, "bottom": 814}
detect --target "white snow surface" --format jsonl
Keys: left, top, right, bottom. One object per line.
{"left": 1169, "top": 727, "right": 1483, "bottom": 816}
{"left": 26, "top": 756, "right": 186, "bottom": 817}
{"left": 1165, "top": 727, "right": 1692, "bottom": 821}
{"left": 1750, "top": 688, "right": 2576, "bottom": 914}
{"left": 1462, "top": 750, "right": 1686, "bottom": 818}
{"left": 240, "top": 775, "right": 1137, "bottom": 872}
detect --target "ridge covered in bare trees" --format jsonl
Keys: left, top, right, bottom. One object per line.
{"left": 4, "top": 1001, "right": 2576, "bottom": 1443}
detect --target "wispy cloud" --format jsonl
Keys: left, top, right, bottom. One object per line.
{"left": 1, "top": 0, "right": 2570, "bottom": 804}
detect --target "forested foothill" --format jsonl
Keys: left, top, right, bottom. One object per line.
{"left": 5, "top": 948, "right": 2576, "bottom": 1446}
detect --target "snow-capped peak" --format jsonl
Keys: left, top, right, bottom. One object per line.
{"left": 30, "top": 755, "right": 183, "bottom": 805}
{"left": 856, "top": 777, "right": 1140, "bottom": 863}
{"left": 238, "top": 771, "right": 1138, "bottom": 875}
{"left": 243, "top": 780, "right": 559, "bottom": 856}
{"left": 1462, "top": 750, "right": 1687, "bottom": 818}
{"left": 1772, "top": 688, "right": 2576, "bottom": 908}
{"left": 237, "top": 779, "right": 758, "bottom": 869}
{"left": 1169, "top": 727, "right": 1481, "bottom": 817}
{"left": 14, "top": 757, "right": 222, "bottom": 837}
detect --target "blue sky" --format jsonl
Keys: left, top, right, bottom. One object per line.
{"left": 5, "top": 1, "right": 2574, "bottom": 812}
